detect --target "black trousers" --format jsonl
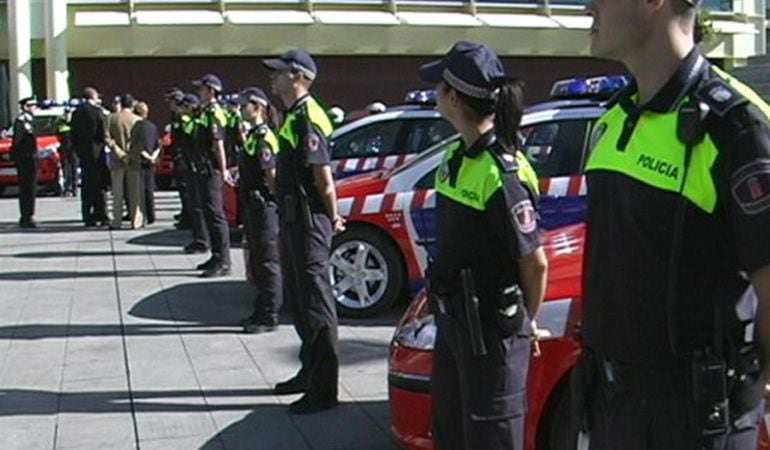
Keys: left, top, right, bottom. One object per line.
{"left": 585, "top": 374, "right": 765, "bottom": 450}
{"left": 198, "top": 169, "right": 230, "bottom": 265}
{"left": 185, "top": 167, "right": 209, "bottom": 248}
{"left": 80, "top": 161, "right": 106, "bottom": 224}
{"left": 432, "top": 313, "right": 530, "bottom": 450}
{"left": 142, "top": 166, "right": 155, "bottom": 223}
{"left": 280, "top": 212, "right": 339, "bottom": 399}
{"left": 62, "top": 152, "right": 78, "bottom": 194}
{"left": 175, "top": 156, "right": 190, "bottom": 220}
{"left": 241, "top": 190, "right": 282, "bottom": 321}
{"left": 16, "top": 159, "right": 37, "bottom": 222}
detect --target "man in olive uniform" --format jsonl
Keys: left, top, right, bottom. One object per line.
{"left": 237, "top": 87, "right": 283, "bottom": 334}
{"left": 191, "top": 74, "right": 232, "bottom": 277}
{"left": 264, "top": 50, "right": 344, "bottom": 414}
{"left": 10, "top": 96, "right": 39, "bottom": 228}
{"left": 573, "top": 0, "right": 770, "bottom": 448}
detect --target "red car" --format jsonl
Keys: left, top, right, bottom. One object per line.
{"left": 388, "top": 222, "right": 770, "bottom": 450}
{"left": 0, "top": 108, "right": 65, "bottom": 196}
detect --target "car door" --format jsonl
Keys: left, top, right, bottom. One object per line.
{"left": 330, "top": 120, "right": 405, "bottom": 179}
{"left": 521, "top": 116, "right": 595, "bottom": 230}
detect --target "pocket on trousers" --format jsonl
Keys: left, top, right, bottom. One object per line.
{"left": 470, "top": 389, "right": 527, "bottom": 422}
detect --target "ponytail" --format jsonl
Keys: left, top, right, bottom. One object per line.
{"left": 492, "top": 77, "right": 525, "bottom": 152}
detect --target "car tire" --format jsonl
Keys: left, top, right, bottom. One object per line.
{"left": 537, "top": 378, "right": 578, "bottom": 450}
{"left": 330, "top": 226, "right": 405, "bottom": 318}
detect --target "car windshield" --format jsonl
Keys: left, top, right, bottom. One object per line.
{"left": 388, "top": 134, "right": 459, "bottom": 177}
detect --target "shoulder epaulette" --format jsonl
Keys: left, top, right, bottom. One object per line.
{"left": 693, "top": 71, "right": 749, "bottom": 117}
{"left": 486, "top": 142, "right": 519, "bottom": 173}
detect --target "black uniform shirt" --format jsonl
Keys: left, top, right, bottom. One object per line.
{"left": 276, "top": 95, "right": 333, "bottom": 214}
{"left": 240, "top": 123, "right": 278, "bottom": 199}
{"left": 583, "top": 50, "right": 770, "bottom": 366}
{"left": 11, "top": 111, "right": 37, "bottom": 162}
{"left": 429, "top": 131, "right": 541, "bottom": 314}
{"left": 194, "top": 102, "right": 227, "bottom": 168}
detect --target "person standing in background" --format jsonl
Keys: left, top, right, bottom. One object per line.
{"left": 70, "top": 87, "right": 108, "bottom": 227}
{"left": 106, "top": 94, "right": 139, "bottom": 230}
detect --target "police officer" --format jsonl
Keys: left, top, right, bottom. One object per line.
{"left": 191, "top": 75, "right": 233, "bottom": 277}
{"left": 163, "top": 88, "right": 190, "bottom": 229}
{"left": 177, "top": 94, "right": 211, "bottom": 254}
{"left": 11, "top": 96, "right": 40, "bottom": 228}
{"left": 574, "top": 0, "right": 770, "bottom": 448}
{"left": 237, "top": 87, "right": 283, "bottom": 334}
{"left": 223, "top": 96, "right": 243, "bottom": 168}
{"left": 264, "top": 50, "right": 343, "bottom": 414}
{"left": 57, "top": 107, "right": 76, "bottom": 197}
{"left": 418, "top": 41, "right": 548, "bottom": 450}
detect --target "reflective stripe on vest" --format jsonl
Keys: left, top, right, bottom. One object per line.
{"left": 198, "top": 104, "right": 227, "bottom": 129}
{"left": 585, "top": 102, "right": 719, "bottom": 214}
{"left": 244, "top": 127, "right": 279, "bottom": 157}
{"left": 435, "top": 140, "right": 540, "bottom": 211}
{"left": 278, "top": 97, "right": 333, "bottom": 150}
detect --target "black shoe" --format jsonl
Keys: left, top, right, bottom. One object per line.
{"left": 274, "top": 375, "right": 308, "bottom": 395}
{"left": 184, "top": 243, "right": 208, "bottom": 254}
{"left": 288, "top": 394, "right": 338, "bottom": 415}
{"left": 240, "top": 313, "right": 258, "bottom": 328}
{"left": 196, "top": 258, "right": 217, "bottom": 270}
{"left": 173, "top": 213, "right": 184, "bottom": 221}
{"left": 19, "top": 220, "right": 36, "bottom": 229}
{"left": 174, "top": 221, "right": 191, "bottom": 230}
{"left": 200, "top": 264, "right": 231, "bottom": 278}
{"left": 243, "top": 320, "right": 278, "bottom": 334}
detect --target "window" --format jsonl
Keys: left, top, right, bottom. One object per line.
{"left": 401, "top": 119, "right": 455, "bottom": 155}
{"left": 415, "top": 168, "right": 437, "bottom": 190}
{"left": 330, "top": 120, "right": 402, "bottom": 159}
{"left": 520, "top": 119, "right": 590, "bottom": 178}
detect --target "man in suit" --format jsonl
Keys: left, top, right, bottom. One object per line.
{"left": 106, "top": 94, "right": 140, "bottom": 229}
{"left": 70, "top": 87, "right": 108, "bottom": 226}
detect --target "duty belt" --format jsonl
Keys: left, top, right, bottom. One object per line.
{"left": 596, "top": 356, "right": 687, "bottom": 396}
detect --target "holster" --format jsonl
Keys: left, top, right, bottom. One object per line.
{"left": 282, "top": 194, "right": 312, "bottom": 229}
{"left": 460, "top": 268, "right": 487, "bottom": 357}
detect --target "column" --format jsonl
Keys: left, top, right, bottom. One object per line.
{"left": 45, "top": 0, "right": 70, "bottom": 101}
{"left": 8, "top": 0, "right": 33, "bottom": 113}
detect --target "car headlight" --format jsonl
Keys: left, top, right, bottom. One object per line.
{"left": 37, "top": 146, "right": 57, "bottom": 159}
{"left": 393, "top": 292, "right": 436, "bottom": 350}
{"left": 394, "top": 313, "right": 435, "bottom": 350}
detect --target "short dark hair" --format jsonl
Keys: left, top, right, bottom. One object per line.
{"left": 119, "top": 94, "right": 135, "bottom": 108}
{"left": 83, "top": 87, "right": 99, "bottom": 100}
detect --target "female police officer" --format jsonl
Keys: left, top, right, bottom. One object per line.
{"left": 419, "top": 41, "right": 548, "bottom": 450}
{"left": 237, "top": 87, "right": 283, "bottom": 334}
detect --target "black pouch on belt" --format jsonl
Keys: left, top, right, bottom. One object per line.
{"left": 495, "top": 285, "right": 526, "bottom": 339}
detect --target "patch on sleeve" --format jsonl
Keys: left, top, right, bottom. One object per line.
{"left": 261, "top": 147, "right": 272, "bottom": 162}
{"left": 511, "top": 200, "right": 537, "bottom": 233}
{"left": 731, "top": 159, "right": 770, "bottom": 215}
{"left": 305, "top": 133, "right": 320, "bottom": 152}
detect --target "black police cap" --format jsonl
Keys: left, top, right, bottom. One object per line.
{"left": 263, "top": 50, "right": 317, "bottom": 81}
{"left": 181, "top": 93, "right": 201, "bottom": 108}
{"left": 238, "top": 87, "right": 269, "bottom": 107}
{"left": 18, "top": 96, "right": 38, "bottom": 107}
{"left": 419, "top": 41, "right": 505, "bottom": 100}
{"left": 164, "top": 87, "right": 185, "bottom": 103}
{"left": 192, "top": 74, "right": 223, "bottom": 92}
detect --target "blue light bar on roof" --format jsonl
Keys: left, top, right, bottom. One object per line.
{"left": 550, "top": 75, "right": 629, "bottom": 100}
{"left": 405, "top": 89, "right": 437, "bottom": 105}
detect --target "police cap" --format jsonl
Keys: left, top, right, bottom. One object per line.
{"left": 263, "top": 50, "right": 317, "bottom": 81}
{"left": 238, "top": 87, "right": 269, "bottom": 107}
{"left": 18, "top": 96, "right": 38, "bottom": 108}
{"left": 164, "top": 87, "right": 185, "bottom": 103}
{"left": 192, "top": 74, "right": 223, "bottom": 92}
{"left": 181, "top": 93, "right": 200, "bottom": 108}
{"left": 419, "top": 41, "right": 505, "bottom": 100}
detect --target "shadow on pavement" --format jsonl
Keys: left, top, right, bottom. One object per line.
{"left": 8, "top": 249, "right": 185, "bottom": 258}
{"left": 0, "top": 268, "right": 197, "bottom": 281}
{"left": 0, "top": 389, "right": 394, "bottom": 449}
{"left": 127, "top": 228, "right": 243, "bottom": 248}
{"left": 129, "top": 280, "right": 254, "bottom": 326}
{"left": 200, "top": 399, "right": 394, "bottom": 450}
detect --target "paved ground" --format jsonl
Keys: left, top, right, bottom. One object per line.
{"left": 0, "top": 191, "right": 399, "bottom": 450}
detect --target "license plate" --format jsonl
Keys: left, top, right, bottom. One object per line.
{"left": 0, "top": 167, "right": 17, "bottom": 176}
